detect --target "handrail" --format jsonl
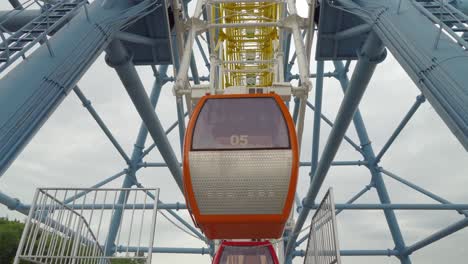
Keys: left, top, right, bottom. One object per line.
{"left": 0, "top": 0, "right": 88, "bottom": 72}
{"left": 412, "top": 0, "right": 468, "bottom": 50}
{"left": 39, "top": 189, "right": 107, "bottom": 258}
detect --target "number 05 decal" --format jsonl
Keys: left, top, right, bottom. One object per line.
{"left": 230, "top": 135, "right": 249, "bottom": 146}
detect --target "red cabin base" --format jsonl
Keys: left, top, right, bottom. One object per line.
{"left": 199, "top": 222, "right": 284, "bottom": 239}
{"left": 213, "top": 241, "right": 280, "bottom": 264}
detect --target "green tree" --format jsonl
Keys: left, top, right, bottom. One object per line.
{"left": 0, "top": 217, "right": 25, "bottom": 264}
{"left": 110, "top": 259, "right": 146, "bottom": 264}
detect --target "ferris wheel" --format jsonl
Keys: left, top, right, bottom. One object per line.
{"left": 0, "top": 0, "right": 467, "bottom": 263}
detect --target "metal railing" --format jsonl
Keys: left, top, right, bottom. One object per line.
{"left": 304, "top": 188, "right": 341, "bottom": 264}
{"left": 14, "top": 188, "right": 160, "bottom": 264}
{"left": 0, "top": 0, "right": 89, "bottom": 73}
{"left": 412, "top": 0, "right": 468, "bottom": 50}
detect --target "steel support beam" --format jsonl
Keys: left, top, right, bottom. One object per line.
{"left": 292, "top": 97, "right": 300, "bottom": 124}
{"left": 293, "top": 249, "right": 398, "bottom": 257}
{"left": 195, "top": 37, "right": 210, "bottom": 70}
{"left": 335, "top": 184, "right": 373, "bottom": 215}
{"left": 8, "top": 0, "right": 22, "bottom": 9}
{"left": 288, "top": 72, "right": 337, "bottom": 80}
{"left": 404, "top": 217, "right": 468, "bottom": 255}
{"left": 140, "top": 112, "right": 188, "bottom": 160}
{"left": 333, "top": 60, "right": 411, "bottom": 264}
{"left": 0, "top": 191, "right": 28, "bottom": 214}
{"left": 283, "top": 32, "right": 292, "bottom": 81}
{"left": 380, "top": 168, "right": 468, "bottom": 217}
{"left": 64, "top": 170, "right": 128, "bottom": 204}
{"left": 285, "top": 32, "right": 385, "bottom": 260}
{"left": 0, "top": 0, "right": 151, "bottom": 178}
{"left": 190, "top": 54, "right": 201, "bottom": 85}
{"left": 375, "top": 95, "right": 426, "bottom": 163}
{"left": 73, "top": 87, "right": 131, "bottom": 164}
{"left": 331, "top": 204, "right": 468, "bottom": 210}
{"left": 294, "top": 193, "right": 302, "bottom": 213}
{"left": 304, "top": 160, "right": 367, "bottom": 166}
{"left": 105, "top": 40, "right": 183, "bottom": 191}
{"left": 141, "top": 160, "right": 366, "bottom": 168}
{"left": 287, "top": 30, "right": 306, "bottom": 71}
{"left": 176, "top": 97, "right": 186, "bottom": 154}
{"left": 306, "top": 101, "right": 363, "bottom": 153}
{"left": 102, "top": 63, "right": 168, "bottom": 256}
{"left": 163, "top": 76, "right": 210, "bottom": 82}
{"left": 310, "top": 60, "right": 324, "bottom": 177}
{"left": 116, "top": 246, "right": 211, "bottom": 255}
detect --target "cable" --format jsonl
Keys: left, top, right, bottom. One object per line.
{"left": 132, "top": 182, "right": 206, "bottom": 242}
{"left": 159, "top": 210, "right": 205, "bottom": 241}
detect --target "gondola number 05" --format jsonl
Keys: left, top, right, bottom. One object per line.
{"left": 230, "top": 135, "right": 248, "bottom": 146}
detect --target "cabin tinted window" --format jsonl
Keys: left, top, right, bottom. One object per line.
{"left": 192, "top": 97, "right": 290, "bottom": 150}
{"left": 218, "top": 246, "right": 276, "bottom": 264}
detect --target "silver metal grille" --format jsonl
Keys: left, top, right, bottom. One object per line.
{"left": 14, "top": 188, "right": 159, "bottom": 264}
{"left": 189, "top": 149, "right": 293, "bottom": 215}
{"left": 304, "top": 188, "right": 341, "bottom": 264}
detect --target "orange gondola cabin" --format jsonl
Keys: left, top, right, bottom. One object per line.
{"left": 183, "top": 93, "right": 299, "bottom": 239}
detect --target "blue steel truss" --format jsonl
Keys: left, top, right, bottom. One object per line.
{"left": 0, "top": 0, "right": 467, "bottom": 263}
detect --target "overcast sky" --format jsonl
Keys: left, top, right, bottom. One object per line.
{"left": 0, "top": 0, "right": 467, "bottom": 263}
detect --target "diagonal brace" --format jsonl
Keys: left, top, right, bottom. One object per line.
{"left": 105, "top": 40, "right": 183, "bottom": 191}
{"left": 285, "top": 32, "right": 386, "bottom": 260}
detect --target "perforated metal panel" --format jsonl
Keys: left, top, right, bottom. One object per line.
{"left": 189, "top": 150, "right": 293, "bottom": 215}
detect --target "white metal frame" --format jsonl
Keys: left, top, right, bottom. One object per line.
{"left": 304, "top": 188, "right": 342, "bottom": 264}
{"left": 14, "top": 188, "right": 160, "bottom": 264}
